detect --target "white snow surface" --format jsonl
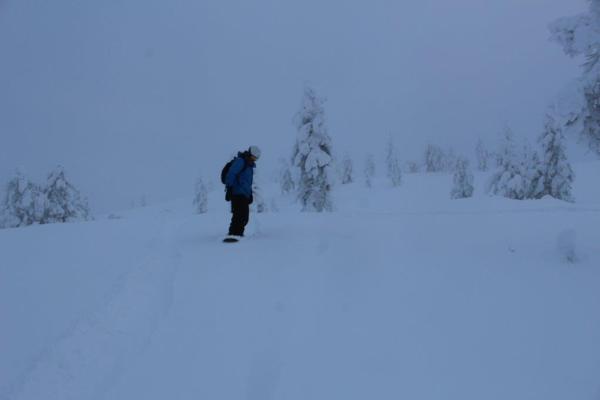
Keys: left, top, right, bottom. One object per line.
{"left": 1, "top": 162, "right": 600, "bottom": 400}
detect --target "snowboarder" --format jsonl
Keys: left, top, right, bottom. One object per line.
{"left": 223, "top": 146, "right": 261, "bottom": 242}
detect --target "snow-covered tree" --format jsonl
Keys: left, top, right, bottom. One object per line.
{"left": 385, "top": 137, "right": 402, "bottom": 187}
{"left": 0, "top": 171, "right": 45, "bottom": 228}
{"left": 550, "top": 2, "right": 600, "bottom": 154}
{"left": 43, "top": 166, "right": 91, "bottom": 223}
{"left": 451, "top": 157, "right": 474, "bottom": 199}
{"left": 492, "top": 126, "right": 513, "bottom": 168}
{"left": 487, "top": 128, "right": 528, "bottom": 200}
{"left": 22, "top": 181, "right": 45, "bottom": 225}
{"left": 530, "top": 114, "right": 575, "bottom": 201}
{"left": 291, "top": 86, "right": 334, "bottom": 212}
{"left": 2, "top": 167, "right": 91, "bottom": 227}
{"left": 475, "top": 138, "right": 491, "bottom": 171}
{"left": 279, "top": 158, "right": 295, "bottom": 195}
{"left": 405, "top": 160, "right": 421, "bottom": 173}
{"left": 492, "top": 150, "right": 503, "bottom": 168}
{"left": 443, "top": 147, "right": 458, "bottom": 172}
{"left": 193, "top": 177, "right": 208, "bottom": 214}
{"left": 1, "top": 173, "right": 27, "bottom": 228}
{"left": 340, "top": 154, "right": 354, "bottom": 184}
{"left": 522, "top": 142, "right": 544, "bottom": 200}
{"left": 364, "top": 154, "right": 376, "bottom": 187}
{"left": 423, "top": 144, "right": 446, "bottom": 173}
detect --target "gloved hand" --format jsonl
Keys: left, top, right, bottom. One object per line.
{"left": 225, "top": 186, "right": 232, "bottom": 201}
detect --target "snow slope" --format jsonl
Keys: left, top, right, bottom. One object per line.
{"left": 1, "top": 162, "right": 600, "bottom": 400}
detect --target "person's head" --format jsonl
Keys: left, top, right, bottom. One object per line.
{"left": 248, "top": 145, "right": 261, "bottom": 162}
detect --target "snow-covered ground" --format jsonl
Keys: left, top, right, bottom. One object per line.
{"left": 1, "top": 162, "right": 599, "bottom": 400}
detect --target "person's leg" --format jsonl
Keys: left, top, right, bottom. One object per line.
{"left": 228, "top": 195, "right": 249, "bottom": 236}
{"left": 228, "top": 197, "right": 240, "bottom": 236}
{"left": 239, "top": 198, "right": 249, "bottom": 235}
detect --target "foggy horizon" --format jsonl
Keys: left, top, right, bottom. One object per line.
{"left": 0, "top": 0, "right": 587, "bottom": 213}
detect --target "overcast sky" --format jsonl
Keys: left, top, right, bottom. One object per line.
{"left": 0, "top": 0, "right": 586, "bottom": 212}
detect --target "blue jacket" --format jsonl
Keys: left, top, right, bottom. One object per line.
{"left": 225, "top": 153, "right": 255, "bottom": 198}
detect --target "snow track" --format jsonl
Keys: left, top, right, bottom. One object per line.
{"left": 3, "top": 219, "right": 182, "bottom": 400}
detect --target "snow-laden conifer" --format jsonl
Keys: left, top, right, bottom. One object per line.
{"left": 487, "top": 128, "right": 528, "bottom": 200}
{"left": 406, "top": 160, "right": 421, "bottom": 173}
{"left": 550, "top": 2, "right": 600, "bottom": 154}
{"left": 43, "top": 166, "right": 91, "bottom": 223}
{"left": 444, "top": 148, "right": 457, "bottom": 172}
{"left": 385, "top": 137, "right": 402, "bottom": 187}
{"left": 279, "top": 158, "right": 295, "bottom": 195}
{"left": 193, "top": 177, "right": 208, "bottom": 214}
{"left": 450, "top": 157, "right": 474, "bottom": 199}
{"left": 531, "top": 114, "right": 575, "bottom": 201}
{"left": 340, "top": 154, "right": 354, "bottom": 184}
{"left": 364, "top": 154, "right": 376, "bottom": 187}
{"left": 475, "top": 138, "right": 490, "bottom": 171}
{"left": 291, "top": 86, "right": 334, "bottom": 212}
{"left": 22, "top": 181, "right": 45, "bottom": 225}
{"left": 523, "top": 142, "right": 544, "bottom": 200}
{"left": 1, "top": 171, "right": 28, "bottom": 228}
{"left": 0, "top": 171, "right": 45, "bottom": 228}
{"left": 423, "top": 144, "right": 446, "bottom": 173}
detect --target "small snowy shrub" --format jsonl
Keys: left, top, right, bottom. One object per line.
{"left": 423, "top": 144, "right": 446, "bottom": 173}
{"left": 451, "top": 158, "right": 474, "bottom": 199}
{"left": 364, "top": 154, "right": 376, "bottom": 187}
{"left": 443, "top": 148, "right": 457, "bottom": 172}
{"left": 385, "top": 138, "right": 402, "bottom": 187}
{"left": 405, "top": 160, "right": 421, "bottom": 173}
{"left": 193, "top": 177, "right": 208, "bottom": 214}
{"left": 557, "top": 229, "right": 578, "bottom": 264}
{"left": 340, "top": 154, "right": 354, "bottom": 184}
{"left": 279, "top": 158, "right": 295, "bottom": 195}
{"left": 475, "top": 138, "right": 491, "bottom": 171}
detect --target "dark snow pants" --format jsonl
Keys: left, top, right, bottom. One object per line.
{"left": 228, "top": 195, "right": 250, "bottom": 236}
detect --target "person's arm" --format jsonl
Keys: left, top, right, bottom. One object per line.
{"left": 225, "top": 158, "right": 244, "bottom": 188}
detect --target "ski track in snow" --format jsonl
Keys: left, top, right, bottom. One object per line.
{"left": 182, "top": 221, "right": 380, "bottom": 400}
{"left": 2, "top": 218, "right": 183, "bottom": 400}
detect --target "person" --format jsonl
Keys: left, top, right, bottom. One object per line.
{"left": 224, "top": 146, "right": 261, "bottom": 239}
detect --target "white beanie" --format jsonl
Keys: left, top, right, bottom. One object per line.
{"left": 249, "top": 145, "right": 261, "bottom": 159}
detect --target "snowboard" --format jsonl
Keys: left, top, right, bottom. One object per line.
{"left": 223, "top": 236, "right": 240, "bottom": 243}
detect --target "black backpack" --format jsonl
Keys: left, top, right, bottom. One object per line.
{"left": 220, "top": 158, "right": 235, "bottom": 185}
{"left": 221, "top": 156, "right": 249, "bottom": 185}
